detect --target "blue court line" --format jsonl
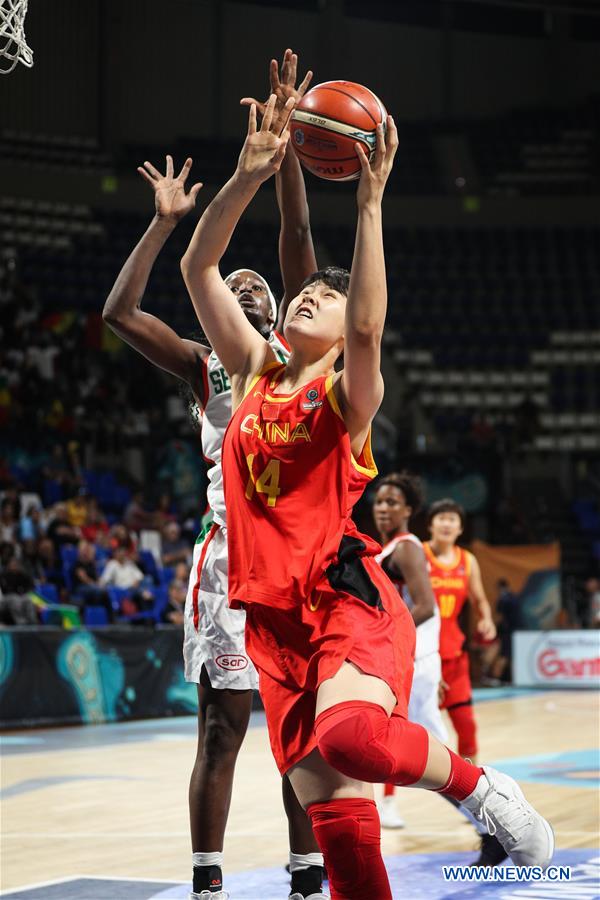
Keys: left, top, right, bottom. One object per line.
{"left": 0, "top": 774, "right": 148, "bottom": 800}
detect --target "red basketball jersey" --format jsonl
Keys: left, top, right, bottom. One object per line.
{"left": 222, "top": 363, "right": 379, "bottom": 610}
{"left": 423, "top": 542, "right": 472, "bottom": 660}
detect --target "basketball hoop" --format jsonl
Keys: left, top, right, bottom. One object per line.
{"left": 0, "top": 0, "right": 33, "bottom": 74}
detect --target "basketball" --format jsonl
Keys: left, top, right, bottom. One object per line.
{"left": 290, "top": 80, "right": 387, "bottom": 181}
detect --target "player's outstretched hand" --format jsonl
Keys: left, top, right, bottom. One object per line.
{"left": 240, "top": 47, "right": 312, "bottom": 135}
{"left": 355, "top": 114, "right": 398, "bottom": 208}
{"left": 137, "top": 155, "right": 203, "bottom": 222}
{"left": 237, "top": 94, "right": 295, "bottom": 184}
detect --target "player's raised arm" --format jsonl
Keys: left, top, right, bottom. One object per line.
{"left": 180, "top": 95, "right": 295, "bottom": 382}
{"left": 102, "top": 156, "right": 206, "bottom": 383}
{"left": 241, "top": 50, "right": 316, "bottom": 328}
{"left": 338, "top": 116, "right": 398, "bottom": 450}
{"left": 468, "top": 553, "right": 497, "bottom": 640}
{"left": 391, "top": 542, "right": 436, "bottom": 626}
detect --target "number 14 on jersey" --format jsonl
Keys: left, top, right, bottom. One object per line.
{"left": 245, "top": 453, "right": 281, "bottom": 507}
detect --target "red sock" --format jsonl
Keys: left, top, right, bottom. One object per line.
{"left": 435, "top": 749, "right": 484, "bottom": 801}
{"left": 383, "top": 782, "right": 395, "bottom": 797}
{"left": 307, "top": 798, "right": 392, "bottom": 900}
{"left": 315, "top": 700, "right": 429, "bottom": 787}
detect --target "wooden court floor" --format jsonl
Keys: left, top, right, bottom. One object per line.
{"left": 1, "top": 688, "right": 598, "bottom": 893}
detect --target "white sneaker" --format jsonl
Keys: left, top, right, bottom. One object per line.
{"left": 189, "top": 892, "right": 229, "bottom": 899}
{"left": 462, "top": 766, "right": 554, "bottom": 868}
{"left": 377, "top": 794, "right": 406, "bottom": 829}
{"left": 289, "top": 894, "right": 329, "bottom": 900}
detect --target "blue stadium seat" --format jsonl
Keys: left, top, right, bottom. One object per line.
{"left": 35, "top": 583, "right": 59, "bottom": 604}
{"left": 83, "top": 606, "right": 109, "bottom": 626}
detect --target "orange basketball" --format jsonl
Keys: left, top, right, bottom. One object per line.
{"left": 290, "top": 80, "right": 387, "bottom": 182}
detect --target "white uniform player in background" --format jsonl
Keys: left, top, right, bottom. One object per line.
{"left": 372, "top": 472, "right": 446, "bottom": 829}
{"left": 103, "top": 50, "right": 329, "bottom": 900}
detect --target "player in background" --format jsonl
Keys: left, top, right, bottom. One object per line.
{"left": 181, "top": 95, "right": 554, "bottom": 899}
{"left": 373, "top": 476, "right": 508, "bottom": 867}
{"left": 103, "top": 50, "right": 327, "bottom": 900}
{"left": 425, "top": 498, "right": 508, "bottom": 867}
{"left": 372, "top": 472, "right": 445, "bottom": 828}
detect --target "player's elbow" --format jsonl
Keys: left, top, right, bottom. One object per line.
{"left": 348, "top": 321, "right": 384, "bottom": 345}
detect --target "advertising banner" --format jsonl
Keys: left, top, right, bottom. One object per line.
{"left": 513, "top": 630, "right": 600, "bottom": 687}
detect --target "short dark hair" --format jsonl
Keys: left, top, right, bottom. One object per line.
{"left": 376, "top": 471, "right": 423, "bottom": 514}
{"left": 301, "top": 266, "right": 350, "bottom": 297}
{"left": 427, "top": 498, "right": 466, "bottom": 529}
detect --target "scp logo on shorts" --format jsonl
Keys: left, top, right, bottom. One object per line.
{"left": 215, "top": 654, "right": 249, "bottom": 671}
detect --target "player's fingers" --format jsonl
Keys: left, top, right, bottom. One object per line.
{"left": 374, "top": 123, "right": 385, "bottom": 168}
{"left": 137, "top": 166, "right": 156, "bottom": 186}
{"left": 289, "top": 51, "right": 298, "bottom": 85}
{"left": 166, "top": 154, "right": 174, "bottom": 178}
{"left": 261, "top": 94, "right": 276, "bottom": 132}
{"left": 297, "top": 69, "right": 313, "bottom": 97}
{"left": 386, "top": 115, "right": 399, "bottom": 157}
{"left": 270, "top": 58, "right": 281, "bottom": 91}
{"left": 278, "top": 96, "right": 296, "bottom": 137}
{"left": 248, "top": 103, "right": 257, "bottom": 135}
{"left": 281, "top": 48, "right": 291, "bottom": 84}
{"left": 177, "top": 157, "right": 193, "bottom": 183}
{"left": 189, "top": 182, "right": 203, "bottom": 202}
{"left": 354, "top": 142, "right": 369, "bottom": 169}
{"left": 142, "top": 160, "right": 161, "bottom": 179}
{"left": 273, "top": 134, "right": 289, "bottom": 167}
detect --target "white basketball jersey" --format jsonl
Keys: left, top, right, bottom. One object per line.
{"left": 198, "top": 331, "right": 290, "bottom": 526}
{"left": 376, "top": 533, "right": 440, "bottom": 660}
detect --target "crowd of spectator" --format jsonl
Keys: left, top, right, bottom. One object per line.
{"left": 0, "top": 483, "right": 195, "bottom": 628}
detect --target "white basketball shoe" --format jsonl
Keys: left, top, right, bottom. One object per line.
{"left": 189, "top": 891, "right": 229, "bottom": 899}
{"left": 462, "top": 766, "right": 554, "bottom": 868}
{"left": 377, "top": 794, "right": 406, "bottom": 829}
{"left": 289, "top": 894, "right": 329, "bottom": 900}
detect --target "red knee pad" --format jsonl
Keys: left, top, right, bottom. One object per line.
{"left": 448, "top": 702, "right": 478, "bottom": 758}
{"left": 307, "top": 798, "right": 391, "bottom": 900}
{"left": 314, "top": 700, "right": 429, "bottom": 787}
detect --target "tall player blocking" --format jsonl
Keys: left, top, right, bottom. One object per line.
{"left": 104, "top": 51, "right": 327, "bottom": 900}
{"left": 181, "top": 92, "right": 554, "bottom": 898}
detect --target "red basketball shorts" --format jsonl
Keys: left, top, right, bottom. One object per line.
{"left": 440, "top": 651, "right": 473, "bottom": 709}
{"left": 244, "top": 556, "right": 416, "bottom": 774}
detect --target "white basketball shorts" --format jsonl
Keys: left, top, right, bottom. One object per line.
{"left": 183, "top": 523, "right": 258, "bottom": 690}
{"left": 408, "top": 651, "right": 448, "bottom": 743}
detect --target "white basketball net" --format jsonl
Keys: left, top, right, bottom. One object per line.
{"left": 0, "top": 0, "right": 33, "bottom": 74}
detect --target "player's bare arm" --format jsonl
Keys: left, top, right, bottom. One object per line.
{"left": 468, "top": 554, "right": 497, "bottom": 640}
{"left": 180, "top": 94, "right": 295, "bottom": 393}
{"left": 102, "top": 155, "right": 206, "bottom": 384}
{"left": 241, "top": 48, "right": 317, "bottom": 323}
{"left": 390, "top": 541, "right": 436, "bottom": 626}
{"left": 335, "top": 116, "right": 399, "bottom": 456}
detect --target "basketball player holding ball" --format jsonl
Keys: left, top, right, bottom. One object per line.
{"left": 181, "top": 91, "right": 554, "bottom": 899}
{"left": 104, "top": 51, "right": 328, "bottom": 900}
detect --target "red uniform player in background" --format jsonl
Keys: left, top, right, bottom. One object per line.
{"left": 424, "top": 499, "right": 496, "bottom": 760}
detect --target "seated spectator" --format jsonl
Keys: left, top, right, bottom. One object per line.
{"left": 0, "top": 498, "right": 17, "bottom": 544}
{"left": 99, "top": 545, "right": 154, "bottom": 614}
{"left": 171, "top": 561, "right": 189, "bottom": 590}
{"left": 161, "top": 522, "right": 191, "bottom": 568}
{"left": 124, "top": 491, "right": 155, "bottom": 534}
{"left": 46, "top": 502, "right": 80, "bottom": 551}
{"left": 71, "top": 539, "right": 114, "bottom": 622}
{"left": 495, "top": 577, "right": 522, "bottom": 682}
{"left": 108, "top": 523, "right": 138, "bottom": 558}
{"left": 152, "top": 492, "right": 176, "bottom": 530}
{"left": 66, "top": 490, "right": 89, "bottom": 528}
{"left": 81, "top": 497, "right": 109, "bottom": 545}
{"left": 19, "top": 504, "right": 43, "bottom": 544}
{"left": 36, "top": 537, "right": 63, "bottom": 588}
{"left": 0, "top": 557, "right": 38, "bottom": 625}
{"left": 164, "top": 578, "right": 186, "bottom": 625}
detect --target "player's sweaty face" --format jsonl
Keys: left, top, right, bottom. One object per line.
{"left": 430, "top": 512, "right": 463, "bottom": 543}
{"left": 226, "top": 271, "right": 271, "bottom": 325}
{"left": 373, "top": 485, "right": 411, "bottom": 533}
{"left": 285, "top": 281, "right": 346, "bottom": 345}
